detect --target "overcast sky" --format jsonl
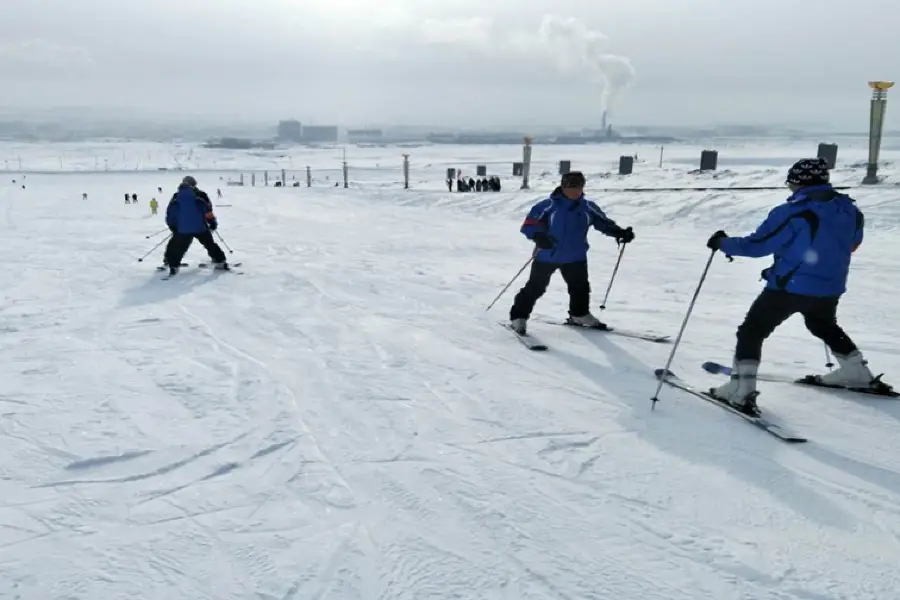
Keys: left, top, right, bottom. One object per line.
{"left": 0, "top": 0, "right": 897, "bottom": 129}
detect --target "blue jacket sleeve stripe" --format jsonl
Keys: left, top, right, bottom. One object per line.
{"left": 520, "top": 199, "right": 553, "bottom": 240}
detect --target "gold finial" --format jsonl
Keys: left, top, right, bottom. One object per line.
{"left": 868, "top": 81, "right": 895, "bottom": 90}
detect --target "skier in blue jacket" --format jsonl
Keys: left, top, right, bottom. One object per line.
{"left": 706, "top": 157, "right": 888, "bottom": 416}
{"left": 163, "top": 175, "right": 228, "bottom": 276}
{"left": 509, "top": 171, "right": 634, "bottom": 335}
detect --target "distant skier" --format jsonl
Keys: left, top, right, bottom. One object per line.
{"left": 705, "top": 157, "right": 887, "bottom": 416}
{"left": 131, "top": 193, "right": 138, "bottom": 204}
{"left": 149, "top": 197, "right": 158, "bottom": 215}
{"left": 163, "top": 175, "right": 228, "bottom": 276}
{"left": 124, "top": 193, "right": 130, "bottom": 204}
{"left": 508, "top": 171, "right": 634, "bottom": 335}
{"left": 82, "top": 193, "right": 88, "bottom": 201}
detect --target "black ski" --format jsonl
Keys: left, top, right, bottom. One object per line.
{"left": 198, "top": 262, "right": 242, "bottom": 268}
{"left": 702, "top": 361, "right": 899, "bottom": 398}
{"left": 534, "top": 318, "right": 670, "bottom": 344}
{"left": 197, "top": 262, "right": 244, "bottom": 275}
{"left": 498, "top": 322, "right": 548, "bottom": 351}
{"left": 654, "top": 368, "right": 807, "bottom": 443}
{"left": 161, "top": 263, "right": 244, "bottom": 279}
{"left": 155, "top": 263, "right": 188, "bottom": 271}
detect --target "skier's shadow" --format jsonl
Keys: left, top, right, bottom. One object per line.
{"left": 548, "top": 326, "right": 856, "bottom": 531}
{"left": 118, "top": 270, "right": 220, "bottom": 308}
{"left": 796, "top": 384, "right": 900, "bottom": 426}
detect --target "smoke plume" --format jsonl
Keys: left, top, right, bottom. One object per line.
{"left": 537, "top": 16, "right": 636, "bottom": 112}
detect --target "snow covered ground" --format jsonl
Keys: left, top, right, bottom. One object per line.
{"left": 1, "top": 142, "right": 900, "bottom": 599}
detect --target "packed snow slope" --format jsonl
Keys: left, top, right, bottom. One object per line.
{"left": 2, "top": 164, "right": 900, "bottom": 600}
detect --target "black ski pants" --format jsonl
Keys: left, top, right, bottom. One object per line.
{"left": 164, "top": 231, "right": 226, "bottom": 266}
{"left": 510, "top": 260, "right": 590, "bottom": 320}
{"left": 734, "top": 289, "right": 857, "bottom": 362}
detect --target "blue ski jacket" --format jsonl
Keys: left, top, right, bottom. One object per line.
{"left": 719, "top": 184, "right": 864, "bottom": 297}
{"left": 520, "top": 189, "right": 624, "bottom": 264}
{"left": 166, "top": 184, "right": 217, "bottom": 234}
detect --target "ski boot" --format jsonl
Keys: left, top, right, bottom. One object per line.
{"left": 565, "top": 312, "right": 608, "bottom": 330}
{"left": 509, "top": 318, "right": 527, "bottom": 335}
{"left": 800, "top": 350, "right": 898, "bottom": 396}
{"left": 708, "top": 358, "right": 761, "bottom": 417}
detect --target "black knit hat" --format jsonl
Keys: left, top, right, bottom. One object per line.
{"left": 561, "top": 171, "right": 586, "bottom": 188}
{"left": 786, "top": 158, "right": 830, "bottom": 186}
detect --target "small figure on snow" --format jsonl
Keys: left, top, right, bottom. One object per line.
{"left": 163, "top": 175, "right": 228, "bottom": 276}
{"left": 149, "top": 197, "right": 158, "bottom": 215}
{"left": 131, "top": 193, "right": 138, "bottom": 204}
{"left": 508, "top": 171, "right": 635, "bottom": 335}
{"left": 82, "top": 193, "right": 88, "bottom": 201}
{"left": 124, "top": 193, "right": 130, "bottom": 204}
{"left": 705, "top": 157, "right": 888, "bottom": 416}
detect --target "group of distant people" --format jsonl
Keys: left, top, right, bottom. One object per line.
{"left": 449, "top": 175, "right": 502, "bottom": 193}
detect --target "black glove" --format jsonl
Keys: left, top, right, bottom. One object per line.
{"left": 760, "top": 267, "right": 771, "bottom": 281}
{"left": 706, "top": 230, "right": 727, "bottom": 250}
{"left": 615, "top": 226, "right": 634, "bottom": 244}
{"left": 169, "top": 226, "right": 177, "bottom": 234}
{"left": 208, "top": 217, "right": 218, "bottom": 231}
{"left": 532, "top": 232, "right": 555, "bottom": 250}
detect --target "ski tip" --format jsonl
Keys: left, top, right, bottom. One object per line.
{"left": 654, "top": 368, "right": 676, "bottom": 380}
{"left": 702, "top": 361, "right": 727, "bottom": 373}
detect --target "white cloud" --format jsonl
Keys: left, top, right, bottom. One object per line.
{"left": 392, "top": 14, "right": 636, "bottom": 110}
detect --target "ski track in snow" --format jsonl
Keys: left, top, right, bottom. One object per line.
{"left": 0, "top": 150, "right": 900, "bottom": 599}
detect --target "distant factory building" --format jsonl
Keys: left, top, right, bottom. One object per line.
{"left": 347, "top": 128, "right": 383, "bottom": 143}
{"left": 301, "top": 125, "right": 339, "bottom": 143}
{"left": 277, "top": 119, "right": 302, "bottom": 141}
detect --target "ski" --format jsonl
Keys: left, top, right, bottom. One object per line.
{"left": 701, "top": 361, "right": 797, "bottom": 385}
{"left": 654, "top": 368, "right": 807, "bottom": 443}
{"left": 155, "top": 263, "right": 188, "bottom": 271}
{"left": 534, "top": 318, "right": 670, "bottom": 343}
{"left": 161, "top": 264, "right": 244, "bottom": 279}
{"left": 702, "top": 361, "right": 899, "bottom": 398}
{"left": 198, "top": 262, "right": 242, "bottom": 268}
{"left": 498, "top": 322, "right": 548, "bottom": 351}
{"left": 197, "top": 262, "right": 244, "bottom": 275}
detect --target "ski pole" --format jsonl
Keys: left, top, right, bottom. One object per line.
{"left": 137, "top": 234, "right": 171, "bottom": 262}
{"left": 599, "top": 243, "right": 626, "bottom": 310}
{"left": 485, "top": 249, "right": 536, "bottom": 312}
{"left": 823, "top": 342, "right": 834, "bottom": 369}
{"left": 214, "top": 230, "right": 234, "bottom": 254}
{"left": 145, "top": 227, "right": 169, "bottom": 239}
{"left": 651, "top": 249, "right": 717, "bottom": 409}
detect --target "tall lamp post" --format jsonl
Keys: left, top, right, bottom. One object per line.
{"left": 862, "top": 81, "right": 894, "bottom": 185}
